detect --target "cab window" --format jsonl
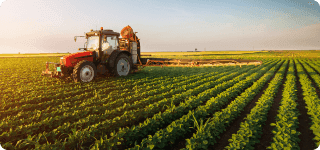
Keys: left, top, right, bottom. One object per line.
{"left": 102, "top": 36, "right": 118, "bottom": 50}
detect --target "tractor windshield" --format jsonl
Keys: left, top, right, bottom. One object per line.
{"left": 87, "top": 36, "right": 99, "bottom": 51}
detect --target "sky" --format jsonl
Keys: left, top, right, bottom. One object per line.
{"left": 0, "top": 0, "right": 320, "bottom": 54}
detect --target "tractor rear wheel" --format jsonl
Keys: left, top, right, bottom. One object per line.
{"left": 73, "top": 60, "right": 97, "bottom": 83}
{"left": 113, "top": 54, "right": 132, "bottom": 76}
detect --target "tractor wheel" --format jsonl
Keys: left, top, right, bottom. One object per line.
{"left": 73, "top": 60, "right": 97, "bottom": 83}
{"left": 113, "top": 54, "right": 132, "bottom": 76}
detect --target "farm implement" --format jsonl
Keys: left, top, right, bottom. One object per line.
{"left": 138, "top": 58, "right": 262, "bottom": 67}
{"left": 41, "top": 25, "right": 262, "bottom": 83}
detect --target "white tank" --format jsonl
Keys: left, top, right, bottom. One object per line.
{"left": 130, "top": 42, "right": 137, "bottom": 64}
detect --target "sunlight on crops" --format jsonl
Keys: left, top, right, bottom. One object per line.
{"left": 0, "top": 50, "right": 319, "bottom": 150}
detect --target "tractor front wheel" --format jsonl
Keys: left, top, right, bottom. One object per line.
{"left": 73, "top": 60, "right": 97, "bottom": 83}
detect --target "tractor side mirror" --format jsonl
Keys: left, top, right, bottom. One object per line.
{"left": 74, "top": 37, "right": 77, "bottom": 42}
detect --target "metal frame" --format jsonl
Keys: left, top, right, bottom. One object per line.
{"left": 41, "top": 62, "right": 58, "bottom": 75}
{"left": 41, "top": 62, "right": 65, "bottom": 78}
{"left": 136, "top": 58, "right": 262, "bottom": 68}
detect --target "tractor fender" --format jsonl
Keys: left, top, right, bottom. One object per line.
{"left": 107, "top": 50, "right": 131, "bottom": 68}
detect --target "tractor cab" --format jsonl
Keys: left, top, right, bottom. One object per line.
{"left": 74, "top": 26, "right": 140, "bottom": 64}
{"left": 75, "top": 27, "right": 121, "bottom": 61}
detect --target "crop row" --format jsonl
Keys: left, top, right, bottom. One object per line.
{"left": 99, "top": 60, "right": 279, "bottom": 149}
{"left": 31, "top": 60, "right": 276, "bottom": 149}
{"left": 0, "top": 66, "right": 237, "bottom": 147}
{"left": 304, "top": 59, "right": 320, "bottom": 75}
{"left": 3, "top": 65, "right": 218, "bottom": 102}
{"left": 299, "top": 59, "right": 320, "bottom": 90}
{"left": 1, "top": 66, "right": 217, "bottom": 112}
{"left": 124, "top": 60, "right": 282, "bottom": 149}
{"left": 1, "top": 64, "right": 229, "bottom": 117}
{"left": 177, "top": 59, "right": 284, "bottom": 150}
{"left": 0, "top": 66, "right": 235, "bottom": 145}
{"left": 2, "top": 62, "right": 264, "bottom": 149}
{"left": 295, "top": 59, "right": 320, "bottom": 148}
{"left": 1, "top": 64, "right": 223, "bottom": 110}
{"left": 266, "top": 59, "right": 300, "bottom": 150}
{"left": 225, "top": 59, "right": 288, "bottom": 150}
{"left": 0, "top": 66, "right": 231, "bottom": 130}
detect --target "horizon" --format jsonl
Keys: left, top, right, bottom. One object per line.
{"left": 1, "top": 49, "right": 320, "bottom": 55}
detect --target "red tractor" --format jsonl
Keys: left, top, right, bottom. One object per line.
{"left": 42, "top": 25, "right": 141, "bottom": 83}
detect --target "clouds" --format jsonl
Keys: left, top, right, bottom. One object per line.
{"left": 0, "top": 0, "right": 320, "bottom": 54}
{"left": 0, "top": 0, "right": 67, "bottom": 36}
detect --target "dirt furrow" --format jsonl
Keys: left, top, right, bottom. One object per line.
{"left": 300, "top": 59, "right": 320, "bottom": 97}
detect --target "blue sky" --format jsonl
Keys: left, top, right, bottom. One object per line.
{"left": 0, "top": 0, "right": 319, "bottom": 54}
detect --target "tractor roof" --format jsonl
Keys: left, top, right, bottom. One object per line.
{"left": 86, "top": 29, "right": 120, "bottom": 36}
{"left": 102, "top": 30, "right": 120, "bottom": 36}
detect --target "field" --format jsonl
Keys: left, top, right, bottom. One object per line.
{"left": 0, "top": 50, "right": 320, "bottom": 150}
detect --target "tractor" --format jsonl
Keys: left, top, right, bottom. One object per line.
{"left": 42, "top": 25, "right": 141, "bottom": 83}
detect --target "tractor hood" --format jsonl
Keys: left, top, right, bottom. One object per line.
{"left": 62, "top": 51, "right": 94, "bottom": 67}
